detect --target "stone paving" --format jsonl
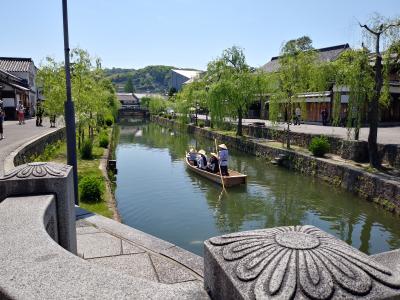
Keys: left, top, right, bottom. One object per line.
{"left": 197, "top": 115, "right": 400, "bottom": 145}
{"left": 76, "top": 208, "right": 205, "bottom": 288}
{"left": 0, "top": 118, "right": 59, "bottom": 175}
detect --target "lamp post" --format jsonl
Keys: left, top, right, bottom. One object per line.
{"left": 195, "top": 99, "right": 198, "bottom": 126}
{"left": 62, "top": 0, "right": 79, "bottom": 205}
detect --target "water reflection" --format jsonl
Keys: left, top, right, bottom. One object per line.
{"left": 115, "top": 120, "right": 400, "bottom": 256}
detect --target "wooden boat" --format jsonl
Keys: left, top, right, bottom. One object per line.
{"left": 185, "top": 155, "right": 247, "bottom": 187}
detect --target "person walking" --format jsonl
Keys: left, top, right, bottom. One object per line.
{"left": 16, "top": 101, "right": 25, "bottom": 125}
{"left": 0, "top": 107, "right": 4, "bottom": 139}
{"left": 294, "top": 106, "right": 301, "bottom": 125}
{"left": 321, "top": 108, "right": 328, "bottom": 126}
{"left": 218, "top": 144, "right": 229, "bottom": 176}
{"left": 36, "top": 102, "right": 44, "bottom": 126}
{"left": 50, "top": 114, "right": 56, "bottom": 128}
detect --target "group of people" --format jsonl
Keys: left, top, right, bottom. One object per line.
{"left": 187, "top": 143, "right": 229, "bottom": 176}
{"left": 288, "top": 106, "right": 330, "bottom": 126}
{"left": 0, "top": 100, "right": 55, "bottom": 142}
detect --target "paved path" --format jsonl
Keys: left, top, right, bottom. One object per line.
{"left": 0, "top": 118, "right": 59, "bottom": 175}
{"left": 197, "top": 115, "right": 400, "bottom": 145}
{"left": 76, "top": 208, "right": 206, "bottom": 291}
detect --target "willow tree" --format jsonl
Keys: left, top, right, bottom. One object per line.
{"left": 332, "top": 49, "right": 374, "bottom": 140}
{"left": 175, "top": 79, "right": 207, "bottom": 124}
{"left": 269, "top": 37, "right": 319, "bottom": 148}
{"left": 358, "top": 14, "right": 400, "bottom": 168}
{"left": 206, "top": 46, "right": 256, "bottom": 136}
{"left": 36, "top": 57, "right": 66, "bottom": 120}
{"left": 38, "top": 48, "right": 118, "bottom": 148}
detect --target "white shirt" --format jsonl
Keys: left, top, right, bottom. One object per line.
{"left": 197, "top": 155, "right": 208, "bottom": 169}
{"left": 219, "top": 149, "right": 228, "bottom": 167}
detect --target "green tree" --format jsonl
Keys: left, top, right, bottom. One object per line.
{"left": 358, "top": 14, "right": 400, "bottom": 168}
{"left": 333, "top": 49, "right": 373, "bottom": 140}
{"left": 175, "top": 79, "right": 207, "bottom": 124}
{"left": 269, "top": 37, "right": 319, "bottom": 148}
{"left": 206, "top": 46, "right": 256, "bottom": 136}
{"left": 37, "top": 48, "right": 118, "bottom": 148}
{"left": 124, "top": 76, "right": 135, "bottom": 93}
{"left": 148, "top": 96, "right": 173, "bottom": 114}
{"left": 36, "top": 57, "right": 66, "bottom": 120}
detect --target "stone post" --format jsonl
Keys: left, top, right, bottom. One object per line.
{"left": 0, "top": 162, "right": 77, "bottom": 254}
{"left": 204, "top": 225, "right": 400, "bottom": 299}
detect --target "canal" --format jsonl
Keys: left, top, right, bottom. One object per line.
{"left": 115, "top": 121, "right": 400, "bottom": 257}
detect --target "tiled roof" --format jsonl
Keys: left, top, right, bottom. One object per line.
{"left": 0, "top": 57, "right": 34, "bottom": 72}
{"left": 0, "top": 68, "right": 30, "bottom": 92}
{"left": 261, "top": 44, "right": 350, "bottom": 73}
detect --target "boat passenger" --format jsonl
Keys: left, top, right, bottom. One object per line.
{"left": 197, "top": 149, "right": 208, "bottom": 170}
{"left": 188, "top": 148, "right": 197, "bottom": 166}
{"left": 218, "top": 144, "right": 229, "bottom": 176}
{"left": 208, "top": 153, "right": 219, "bottom": 173}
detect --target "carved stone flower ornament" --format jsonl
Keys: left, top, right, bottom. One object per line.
{"left": 1, "top": 162, "right": 68, "bottom": 180}
{"left": 208, "top": 225, "right": 400, "bottom": 299}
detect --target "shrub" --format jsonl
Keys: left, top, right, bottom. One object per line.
{"left": 158, "top": 112, "right": 164, "bottom": 117}
{"left": 99, "top": 133, "right": 109, "bottom": 148}
{"left": 79, "top": 176, "right": 103, "bottom": 203}
{"left": 309, "top": 136, "right": 330, "bottom": 157}
{"left": 198, "top": 120, "right": 205, "bottom": 128}
{"left": 105, "top": 116, "right": 113, "bottom": 127}
{"left": 80, "top": 139, "right": 93, "bottom": 159}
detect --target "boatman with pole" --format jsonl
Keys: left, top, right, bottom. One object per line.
{"left": 218, "top": 144, "right": 229, "bottom": 176}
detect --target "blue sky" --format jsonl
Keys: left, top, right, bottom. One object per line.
{"left": 2, "top": 1, "right": 399, "bottom": 70}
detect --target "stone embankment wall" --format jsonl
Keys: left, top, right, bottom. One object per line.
{"left": 152, "top": 116, "right": 400, "bottom": 213}
{"left": 242, "top": 124, "right": 400, "bottom": 168}
{"left": 13, "top": 127, "right": 65, "bottom": 167}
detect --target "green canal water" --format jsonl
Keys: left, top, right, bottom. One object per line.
{"left": 115, "top": 121, "right": 400, "bottom": 257}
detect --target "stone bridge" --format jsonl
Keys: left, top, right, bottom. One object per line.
{"left": 1, "top": 161, "right": 400, "bottom": 299}
{"left": 118, "top": 107, "right": 149, "bottom": 120}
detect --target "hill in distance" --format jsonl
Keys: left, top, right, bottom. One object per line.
{"left": 105, "top": 65, "right": 201, "bottom": 94}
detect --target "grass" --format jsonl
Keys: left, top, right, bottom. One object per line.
{"left": 33, "top": 128, "right": 113, "bottom": 218}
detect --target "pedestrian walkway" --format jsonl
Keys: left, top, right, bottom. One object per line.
{"left": 197, "top": 115, "right": 400, "bottom": 145}
{"left": 76, "top": 207, "right": 207, "bottom": 296}
{"left": 0, "top": 118, "right": 59, "bottom": 175}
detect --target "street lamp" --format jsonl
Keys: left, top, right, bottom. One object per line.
{"left": 195, "top": 99, "right": 198, "bottom": 126}
{"left": 62, "top": 0, "right": 78, "bottom": 205}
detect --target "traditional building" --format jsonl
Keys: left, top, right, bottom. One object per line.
{"left": 260, "top": 44, "right": 400, "bottom": 124}
{"left": 0, "top": 57, "right": 38, "bottom": 119}
{"left": 116, "top": 93, "right": 140, "bottom": 107}
{"left": 0, "top": 68, "right": 30, "bottom": 120}
{"left": 260, "top": 44, "right": 350, "bottom": 123}
{"left": 169, "top": 69, "right": 202, "bottom": 91}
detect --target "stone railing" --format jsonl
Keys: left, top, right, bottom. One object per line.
{"left": 1, "top": 162, "right": 400, "bottom": 299}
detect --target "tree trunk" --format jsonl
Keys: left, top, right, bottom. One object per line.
{"left": 286, "top": 121, "right": 291, "bottom": 149}
{"left": 78, "top": 124, "right": 82, "bottom": 149}
{"left": 237, "top": 107, "right": 243, "bottom": 136}
{"left": 368, "top": 35, "right": 382, "bottom": 168}
{"left": 286, "top": 104, "right": 291, "bottom": 149}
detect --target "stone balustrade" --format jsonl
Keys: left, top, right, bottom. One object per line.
{"left": 1, "top": 161, "right": 400, "bottom": 299}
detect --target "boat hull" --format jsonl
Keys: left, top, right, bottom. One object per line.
{"left": 185, "top": 157, "right": 246, "bottom": 187}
